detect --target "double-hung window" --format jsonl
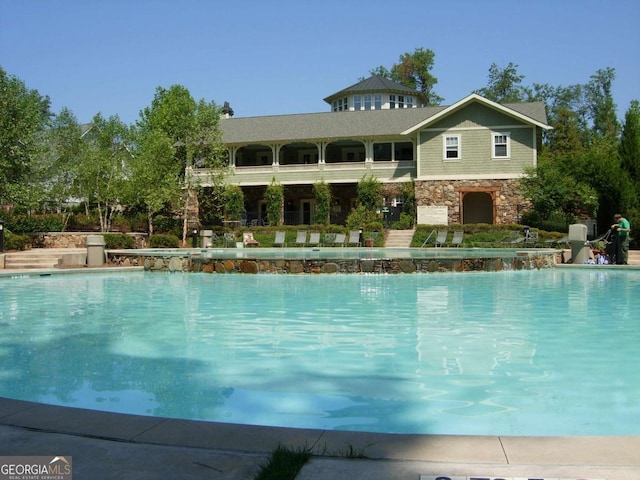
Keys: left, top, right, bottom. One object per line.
{"left": 444, "top": 135, "right": 460, "bottom": 160}
{"left": 493, "top": 132, "right": 510, "bottom": 158}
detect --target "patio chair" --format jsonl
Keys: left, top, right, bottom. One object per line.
{"left": 449, "top": 230, "right": 464, "bottom": 247}
{"left": 294, "top": 231, "right": 307, "bottom": 247}
{"left": 332, "top": 233, "right": 346, "bottom": 247}
{"left": 273, "top": 231, "right": 286, "bottom": 247}
{"left": 434, "top": 230, "right": 448, "bottom": 247}
{"left": 243, "top": 232, "right": 260, "bottom": 247}
{"left": 347, "top": 230, "right": 361, "bottom": 247}
{"left": 501, "top": 233, "right": 526, "bottom": 245}
{"left": 223, "top": 232, "right": 235, "bottom": 247}
{"left": 307, "top": 232, "right": 321, "bottom": 247}
{"left": 544, "top": 235, "right": 569, "bottom": 247}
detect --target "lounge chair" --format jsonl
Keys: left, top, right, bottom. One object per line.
{"left": 332, "top": 233, "right": 346, "bottom": 247}
{"left": 347, "top": 230, "right": 361, "bottom": 247}
{"left": 502, "top": 234, "right": 526, "bottom": 245}
{"left": 243, "top": 232, "right": 260, "bottom": 247}
{"left": 294, "top": 231, "right": 307, "bottom": 247}
{"left": 545, "top": 235, "right": 569, "bottom": 247}
{"left": 434, "top": 230, "right": 448, "bottom": 247}
{"left": 307, "top": 232, "right": 321, "bottom": 247}
{"left": 223, "top": 232, "right": 235, "bottom": 247}
{"left": 273, "top": 231, "right": 286, "bottom": 247}
{"left": 449, "top": 230, "right": 464, "bottom": 247}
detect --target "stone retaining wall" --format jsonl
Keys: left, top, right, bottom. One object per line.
{"left": 107, "top": 252, "right": 557, "bottom": 273}
{"left": 31, "top": 232, "right": 148, "bottom": 249}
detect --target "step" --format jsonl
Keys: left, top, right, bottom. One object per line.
{"left": 385, "top": 229, "right": 415, "bottom": 248}
{"left": 2, "top": 249, "right": 86, "bottom": 269}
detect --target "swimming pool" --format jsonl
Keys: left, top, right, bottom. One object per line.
{"left": 1, "top": 269, "right": 638, "bottom": 436}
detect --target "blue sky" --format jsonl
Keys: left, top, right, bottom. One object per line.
{"left": 1, "top": 0, "right": 638, "bottom": 125}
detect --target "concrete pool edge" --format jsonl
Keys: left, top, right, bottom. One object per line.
{"left": 1, "top": 396, "right": 639, "bottom": 476}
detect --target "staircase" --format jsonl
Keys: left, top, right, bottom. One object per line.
{"left": 2, "top": 249, "right": 85, "bottom": 270}
{"left": 384, "top": 229, "right": 415, "bottom": 248}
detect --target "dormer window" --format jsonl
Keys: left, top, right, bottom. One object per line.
{"left": 333, "top": 97, "right": 349, "bottom": 112}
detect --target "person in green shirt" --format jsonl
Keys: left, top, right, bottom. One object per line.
{"left": 611, "top": 213, "right": 631, "bottom": 264}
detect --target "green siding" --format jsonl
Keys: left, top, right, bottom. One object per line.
{"left": 418, "top": 103, "right": 535, "bottom": 177}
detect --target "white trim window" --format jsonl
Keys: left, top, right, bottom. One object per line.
{"left": 443, "top": 135, "right": 461, "bottom": 160}
{"left": 492, "top": 132, "right": 510, "bottom": 158}
{"left": 353, "top": 95, "right": 361, "bottom": 111}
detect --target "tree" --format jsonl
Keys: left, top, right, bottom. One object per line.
{"left": 356, "top": 175, "right": 383, "bottom": 212}
{"left": 313, "top": 180, "right": 331, "bottom": 225}
{"left": 38, "top": 108, "right": 85, "bottom": 212}
{"left": 519, "top": 155, "right": 598, "bottom": 226}
{"left": 127, "top": 128, "right": 179, "bottom": 235}
{"left": 264, "top": 178, "right": 284, "bottom": 226}
{"left": 619, "top": 100, "right": 640, "bottom": 186}
{"left": 475, "top": 62, "right": 527, "bottom": 103}
{"left": 137, "top": 85, "right": 227, "bottom": 243}
{"left": 585, "top": 68, "right": 619, "bottom": 140}
{"left": 222, "top": 184, "right": 244, "bottom": 223}
{"left": 0, "top": 67, "right": 51, "bottom": 203}
{"left": 76, "top": 113, "right": 130, "bottom": 232}
{"left": 369, "top": 47, "right": 443, "bottom": 105}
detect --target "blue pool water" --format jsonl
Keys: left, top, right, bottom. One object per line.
{"left": 1, "top": 270, "right": 639, "bottom": 436}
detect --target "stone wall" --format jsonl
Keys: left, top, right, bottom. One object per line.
{"left": 415, "top": 179, "right": 531, "bottom": 224}
{"left": 31, "top": 232, "right": 148, "bottom": 249}
{"left": 107, "top": 251, "right": 557, "bottom": 273}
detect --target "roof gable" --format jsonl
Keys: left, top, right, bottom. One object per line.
{"left": 401, "top": 94, "right": 550, "bottom": 134}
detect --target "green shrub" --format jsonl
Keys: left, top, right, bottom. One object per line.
{"left": 346, "top": 205, "right": 383, "bottom": 230}
{"left": 4, "top": 232, "right": 31, "bottom": 251}
{"left": 69, "top": 213, "right": 100, "bottom": 231}
{"left": 154, "top": 215, "right": 180, "bottom": 234}
{"left": 4, "top": 213, "right": 66, "bottom": 233}
{"left": 391, "top": 212, "right": 414, "bottom": 229}
{"left": 150, "top": 234, "right": 180, "bottom": 248}
{"left": 103, "top": 233, "right": 135, "bottom": 249}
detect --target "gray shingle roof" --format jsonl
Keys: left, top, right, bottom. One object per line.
{"left": 323, "top": 75, "right": 420, "bottom": 104}
{"left": 220, "top": 97, "right": 549, "bottom": 145}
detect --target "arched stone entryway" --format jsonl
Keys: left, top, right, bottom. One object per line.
{"left": 462, "top": 191, "right": 495, "bottom": 224}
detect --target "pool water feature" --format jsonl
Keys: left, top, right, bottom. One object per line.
{"left": 1, "top": 269, "right": 639, "bottom": 436}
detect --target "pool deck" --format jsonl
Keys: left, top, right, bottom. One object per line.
{"left": 1, "top": 397, "right": 639, "bottom": 479}
{"left": 1, "top": 250, "right": 639, "bottom": 478}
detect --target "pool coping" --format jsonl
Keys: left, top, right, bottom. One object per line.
{"left": 1, "top": 396, "right": 639, "bottom": 469}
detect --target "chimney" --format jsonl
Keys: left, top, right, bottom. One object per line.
{"left": 221, "top": 101, "right": 234, "bottom": 119}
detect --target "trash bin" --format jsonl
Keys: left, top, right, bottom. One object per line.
{"left": 568, "top": 224, "right": 589, "bottom": 264}
{"left": 86, "top": 234, "right": 106, "bottom": 266}
{"left": 200, "top": 229, "right": 213, "bottom": 248}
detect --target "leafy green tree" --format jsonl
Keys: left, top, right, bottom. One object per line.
{"left": 474, "top": 62, "right": 527, "bottom": 103}
{"left": 585, "top": 68, "right": 619, "bottom": 140}
{"left": 356, "top": 175, "right": 383, "bottom": 212}
{"left": 264, "top": 178, "right": 284, "bottom": 226}
{"left": 313, "top": 180, "right": 331, "bottom": 225}
{"left": 76, "top": 113, "right": 130, "bottom": 232}
{"left": 136, "top": 85, "right": 227, "bottom": 243}
{"left": 369, "top": 47, "right": 443, "bottom": 105}
{"left": 619, "top": 100, "right": 640, "bottom": 187}
{"left": 137, "top": 85, "right": 196, "bottom": 172}
{"left": 0, "top": 67, "right": 52, "bottom": 203}
{"left": 223, "top": 184, "right": 245, "bottom": 222}
{"left": 520, "top": 155, "right": 598, "bottom": 226}
{"left": 127, "top": 129, "right": 179, "bottom": 235}
{"left": 37, "top": 108, "right": 85, "bottom": 212}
